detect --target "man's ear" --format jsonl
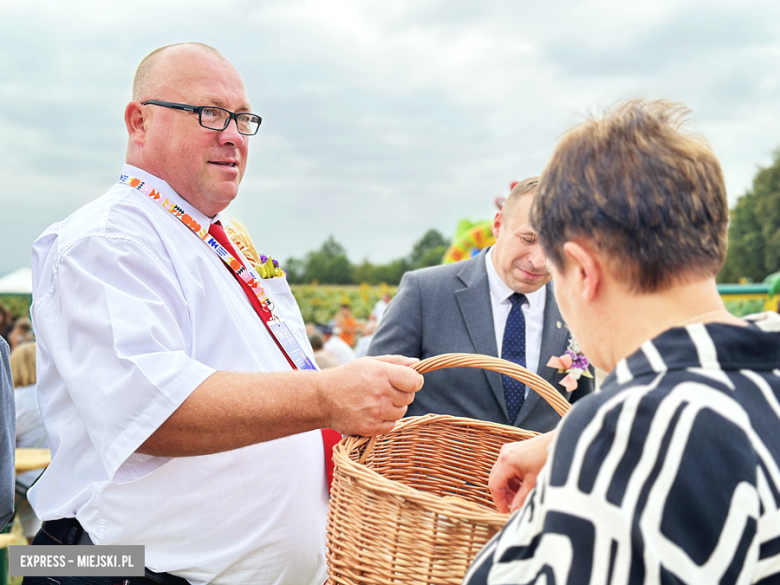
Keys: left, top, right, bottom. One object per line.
{"left": 492, "top": 211, "right": 502, "bottom": 239}
{"left": 562, "top": 241, "right": 602, "bottom": 302}
{"left": 125, "top": 102, "right": 147, "bottom": 146}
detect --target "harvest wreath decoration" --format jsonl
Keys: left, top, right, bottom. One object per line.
{"left": 225, "top": 220, "right": 285, "bottom": 279}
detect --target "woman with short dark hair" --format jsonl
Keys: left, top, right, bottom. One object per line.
{"left": 465, "top": 100, "right": 780, "bottom": 585}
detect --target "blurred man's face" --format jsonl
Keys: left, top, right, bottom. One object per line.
{"left": 139, "top": 48, "right": 251, "bottom": 216}
{"left": 491, "top": 194, "right": 552, "bottom": 294}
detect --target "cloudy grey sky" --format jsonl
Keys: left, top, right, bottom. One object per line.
{"left": 2, "top": 0, "right": 780, "bottom": 276}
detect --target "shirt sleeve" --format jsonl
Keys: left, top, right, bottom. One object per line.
{"left": 464, "top": 385, "right": 763, "bottom": 585}
{"left": 33, "top": 234, "right": 215, "bottom": 480}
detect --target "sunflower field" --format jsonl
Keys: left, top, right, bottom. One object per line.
{"left": 290, "top": 283, "right": 397, "bottom": 324}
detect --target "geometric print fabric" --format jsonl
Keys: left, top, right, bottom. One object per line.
{"left": 464, "top": 322, "right": 780, "bottom": 585}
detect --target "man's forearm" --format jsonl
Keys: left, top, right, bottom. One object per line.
{"left": 138, "top": 356, "right": 423, "bottom": 457}
{"left": 137, "top": 370, "right": 325, "bottom": 457}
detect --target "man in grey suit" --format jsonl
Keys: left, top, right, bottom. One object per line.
{"left": 369, "top": 178, "right": 594, "bottom": 432}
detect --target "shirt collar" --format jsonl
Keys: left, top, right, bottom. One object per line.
{"left": 602, "top": 322, "right": 780, "bottom": 390}
{"left": 485, "top": 246, "right": 547, "bottom": 309}
{"left": 122, "top": 164, "right": 215, "bottom": 227}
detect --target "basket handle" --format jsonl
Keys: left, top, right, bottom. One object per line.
{"left": 411, "top": 353, "right": 571, "bottom": 417}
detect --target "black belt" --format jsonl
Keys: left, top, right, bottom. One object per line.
{"left": 40, "top": 518, "right": 190, "bottom": 585}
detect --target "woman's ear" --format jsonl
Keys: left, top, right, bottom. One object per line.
{"left": 562, "top": 241, "right": 602, "bottom": 302}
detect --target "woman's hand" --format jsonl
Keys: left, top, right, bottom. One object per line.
{"left": 489, "top": 431, "right": 556, "bottom": 513}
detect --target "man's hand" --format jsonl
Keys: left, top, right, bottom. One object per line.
{"left": 317, "top": 355, "right": 424, "bottom": 436}
{"left": 489, "top": 431, "right": 555, "bottom": 513}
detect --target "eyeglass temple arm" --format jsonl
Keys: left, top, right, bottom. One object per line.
{"left": 142, "top": 100, "right": 198, "bottom": 113}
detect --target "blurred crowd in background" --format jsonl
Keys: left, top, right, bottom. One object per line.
{"left": 306, "top": 292, "right": 392, "bottom": 368}
{"left": 1, "top": 303, "right": 48, "bottom": 543}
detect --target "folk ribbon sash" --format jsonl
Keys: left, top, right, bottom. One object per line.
{"left": 119, "top": 173, "right": 341, "bottom": 491}
{"left": 208, "top": 221, "right": 298, "bottom": 369}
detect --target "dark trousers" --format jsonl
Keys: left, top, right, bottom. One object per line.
{"left": 22, "top": 519, "right": 189, "bottom": 585}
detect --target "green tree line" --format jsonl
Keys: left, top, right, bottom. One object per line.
{"left": 719, "top": 148, "right": 780, "bottom": 284}
{"left": 285, "top": 139, "right": 780, "bottom": 288}
{"left": 285, "top": 229, "right": 449, "bottom": 285}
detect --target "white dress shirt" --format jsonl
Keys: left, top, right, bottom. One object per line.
{"left": 354, "top": 334, "right": 373, "bottom": 358}
{"left": 371, "top": 299, "right": 388, "bottom": 323}
{"left": 324, "top": 335, "right": 356, "bottom": 365}
{"left": 485, "top": 247, "right": 547, "bottom": 398}
{"left": 30, "top": 165, "right": 328, "bottom": 585}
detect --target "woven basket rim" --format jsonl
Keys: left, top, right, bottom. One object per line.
{"left": 410, "top": 353, "right": 571, "bottom": 416}
{"left": 331, "top": 354, "right": 571, "bottom": 528}
{"left": 334, "top": 414, "right": 535, "bottom": 525}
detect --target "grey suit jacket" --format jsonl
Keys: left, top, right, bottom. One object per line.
{"left": 0, "top": 337, "right": 15, "bottom": 530}
{"left": 368, "top": 249, "right": 594, "bottom": 432}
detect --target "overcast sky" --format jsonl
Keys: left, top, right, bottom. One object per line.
{"left": 2, "top": 0, "right": 780, "bottom": 276}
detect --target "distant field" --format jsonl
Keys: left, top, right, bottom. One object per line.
{"left": 290, "top": 284, "right": 397, "bottom": 324}
{"left": 0, "top": 285, "right": 398, "bottom": 326}
{"left": 1, "top": 288, "right": 767, "bottom": 329}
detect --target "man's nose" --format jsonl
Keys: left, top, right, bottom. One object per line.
{"left": 218, "top": 118, "right": 246, "bottom": 148}
{"left": 529, "top": 244, "right": 548, "bottom": 270}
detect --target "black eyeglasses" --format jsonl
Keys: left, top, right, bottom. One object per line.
{"left": 142, "top": 100, "right": 262, "bottom": 136}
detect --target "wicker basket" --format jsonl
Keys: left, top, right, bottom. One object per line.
{"left": 326, "top": 353, "right": 572, "bottom": 585}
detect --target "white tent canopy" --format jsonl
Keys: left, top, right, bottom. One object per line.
{"left": 0, "top": 268, "right": 32, "bottom": 294}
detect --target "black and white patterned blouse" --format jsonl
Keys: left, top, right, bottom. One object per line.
{"left": 464, "top": 318, "right": 780, "bottom": 585}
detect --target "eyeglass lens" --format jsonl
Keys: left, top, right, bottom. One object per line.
{"left": 200, "top": 107, "right": 261, "bottom": 135}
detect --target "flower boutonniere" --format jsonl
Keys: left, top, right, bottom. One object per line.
{"left": 226, "top": 220, "right": 286, "bottom": 279}
{"left": 546, "top": 333, "right": 592, "bottom": 392}
{"left": 256, "top": 254, "right": 286, "bottom": 279}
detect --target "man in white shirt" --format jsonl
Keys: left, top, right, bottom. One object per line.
{"left": 25, "top": 43, "right": 422, "bottom": 585}
{"left": 371, "top": 293, "right": 392, "bottom": 324}
{"left": 322, "top": 326, "right": 357, "bottom": 365}
{"left": 355, "top": 320, "right": 378, "bottom": 358}
{"left": 369, "top": 178, "right": 594, "bottom": 432}
{"left": 308, "top": 331, "right": 340, "bottom": 370}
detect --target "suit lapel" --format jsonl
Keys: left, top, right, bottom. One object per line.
{"left": 454, "top": 252, "right": 507, "bottom": 420}
{"left": 537, "top": 281, "right": 568, "bottom": 385}
{"left": 515, "top": 282, "right": 569, "bottom": 427}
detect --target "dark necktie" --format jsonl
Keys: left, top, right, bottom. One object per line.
{"left": 501, "top": 292, "right": 527, "bottom": 423}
